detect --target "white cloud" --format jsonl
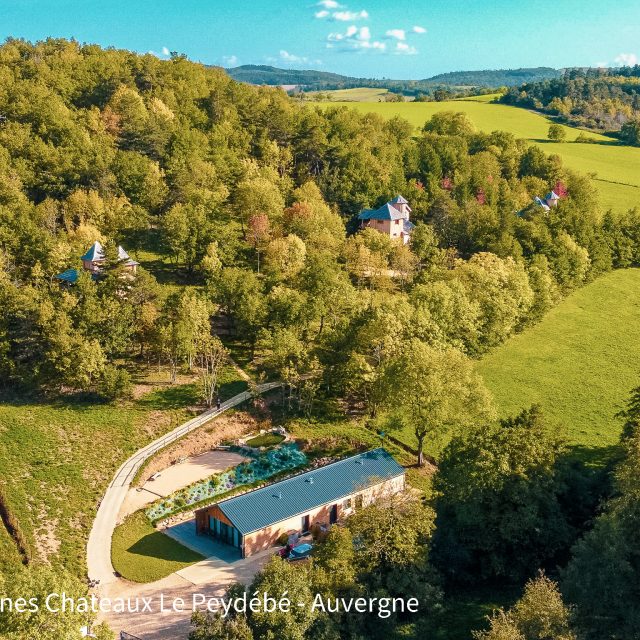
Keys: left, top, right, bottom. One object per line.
{"left": 395, "top": 41, "right": 418, "bottom": 55}
{"left": 223, "top": 54, "right": 238, "bottom": 66}
{"left": 279, "top": 50, "right": 306, "bottom": 63}
{"left": 269, "top": 50, "right": 322, "bottom": 66}
{"left": 412, "top": 25, "right": 426, "bottom": 34}
{"left": 385, "top": 28, "right": 406, "bottom": 40}
{"left": 315, "top": 10, "right": 329, "bottom": 18}
{"left": 317, "top": 0, "right": 340, "bottom": 7}
{"left": 333, "top": 9, "right": 368, "bottom": 20}
{"left": 614, "top": 52, "right": 638, "bottom": 66}
{"left": 327, "top": 25, "right": 386, "bottom": 52}
{"left": 161, "top": 46, "right": 170, "bottom": 56}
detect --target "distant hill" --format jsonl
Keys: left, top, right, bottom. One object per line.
{"left": 225, "top": 64, "right": 562, "bottom": 92}
{"left": 225, "top": 65, "right": 359, "bottom": 87}
{"left": 423, "top": 67, "right": 562, "bottom": 87}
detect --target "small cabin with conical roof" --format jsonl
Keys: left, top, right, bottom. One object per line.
{"left": 54, "top": 241, "right": 138, "bottom": 284}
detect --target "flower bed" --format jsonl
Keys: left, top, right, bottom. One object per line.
{"left": 145, "top": 443, "right": 307, "bottom": 522}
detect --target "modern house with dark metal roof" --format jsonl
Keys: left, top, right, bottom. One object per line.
{"left": 195, "top": 448, "right": 406, "bottom": 557}
{"left": 357, "top": 195, "right": 415, "bottom": 244}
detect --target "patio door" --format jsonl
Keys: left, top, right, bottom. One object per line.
{"left": 330, "top": 504, "right": 338, "bottom": 524}
{"left": 302, "top": 514, "right": 310, "bottom": 533}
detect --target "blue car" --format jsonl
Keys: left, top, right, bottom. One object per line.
{"left": 288, "top": 543, "right": 313, "bottom": 561}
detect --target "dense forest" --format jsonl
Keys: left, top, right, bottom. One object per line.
{"left": 501, "top": 66, "right": 640, "bottom": 140}
{"left": 1, "top": 38, "right": 640, "bottom": 639}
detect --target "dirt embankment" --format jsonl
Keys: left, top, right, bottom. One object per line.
{"left": 134, "top": 411, "right": 271, "bottom": 486}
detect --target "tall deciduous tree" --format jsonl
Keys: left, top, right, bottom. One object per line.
{"left": 474, "top": 573, "right": 576, "bottom": 640}
{"left": 196, "top": 335, "right": 227, "bottom": 407}
{"left": 381, "top": 338, "right": 495, "bottom": 465}
{"left": 562, "top": 409, "right": 640, "bottom": 639}
{"left": 433, "top": 406, "right": 572, "bottom": 582}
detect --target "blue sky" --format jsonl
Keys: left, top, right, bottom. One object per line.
{"left": 1, "top": 0, "right": 639, "bottom": 78}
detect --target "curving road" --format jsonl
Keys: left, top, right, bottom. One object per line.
{"left": 86, "top": 382, "right": 280, "bottom": 586}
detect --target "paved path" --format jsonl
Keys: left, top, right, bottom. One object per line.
{"left": 87, "top": 382, "right": 279, "bottom": 586}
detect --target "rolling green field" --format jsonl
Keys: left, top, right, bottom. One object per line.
{"left": 307, "top": 87, "right": 390, "bottom": 101}
{"left": 388, "top": 269, "right": 640, "bottom": 462}
{"left": 477, "top": 269, "right": 640, "bottom": 460}
{"left": 320, "top": 98, "right": 640, "bottom": 213}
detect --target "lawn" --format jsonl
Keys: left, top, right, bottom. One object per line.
{"left": 477, "top": 269, "right": 640, "bottom": 462}
{"left": 317, "top": 99, "right": 640, "bottom": 213}
{"left": 0, "top": 365, "right": 245, "bottom": 580}
{"left": 245, "top": 432, "right": 285, "bottom": 447}
{"left": 112, "top": 512, "right": 204, "bottom": 583}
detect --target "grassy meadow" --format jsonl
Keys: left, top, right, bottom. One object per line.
{"left": 478, "top": 269, "right": 640, "bottom": 461}
{"left": 319, "top": 97, "right": 640, "bottom": 213}
{"left": 112, "top": 512, "right": 204, "bottom": 583}
{"left": 388, "top": 269, "right": 640, "bottom": 463}
{"left": 0, "top": 367, "right": 245, "bottom": 578}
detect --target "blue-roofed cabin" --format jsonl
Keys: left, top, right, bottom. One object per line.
{"left": 54, "top": 241, "right": 139, "bottom": 284}
{"left": 195, "top": 448, "right": 406, "bottom": 557}
{"left": 54, "top": 268, "right": 81, "bottom": 285}
{"left": 357, "top": 195, "right": 413, "bottom": 244}
{"left": 544, "top": 191, "right": 560, "bottom": 207}
{"left": 81, "top": 241, "right": 139, "bottom": 274}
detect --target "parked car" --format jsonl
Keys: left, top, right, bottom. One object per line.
{"left": 288, "top": 543, "right": 313, "bottom": 561}
{"left": 277, "top": 544, "right": 293, "bottom": 559}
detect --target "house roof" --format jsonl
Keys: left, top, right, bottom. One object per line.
{"left": 403, "top": 219, "right": 415, "bottom": 233}
{"left": 358, "top": 202, "right": 406, "bottom": 221}
{"left": 545, "top": 191, "right": 560, "bottom": 201}
{"left": 211, "top": 448, "right": 405, "bottom": 535}
{"left": 390, "top": 195, "right": 412, "bottom": 211}
{"left": 54, "top": 268, "right": 80, "bottom": 283}
{"left": 81, "top": 241, "right": 104, "bottom": 262}
{"left": 534, "top": 196, "right": 550, "bottom": 211}
{"left": 80, "top": 241, "right": 138, "bottom": 266}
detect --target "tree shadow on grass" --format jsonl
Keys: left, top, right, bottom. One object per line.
{"left": 0, "top": 388, "right": 111, "bottom": 411}
{"left": 563, "top": 442, "right": 622, "bottom": 469}
{"left": 126, "top": 531, "right": 203, "bottom": 563}
{"left": 219, "top": 379, "right": 248, "bottom": 401}
{"left": 136, "top": 383, "right": 200, "bottom": 410}
{"left": 531, "top": 137, "right": 622, "bottom": 146}
{"left": 135, "top": 378, "right": 247, "bottom": 411}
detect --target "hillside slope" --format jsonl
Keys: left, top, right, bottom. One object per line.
{"left": 425, "top": 67, "right": 561, "bottom": 86}
{"left": 477, "top": 269, "right": 640, "bottom": 461}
